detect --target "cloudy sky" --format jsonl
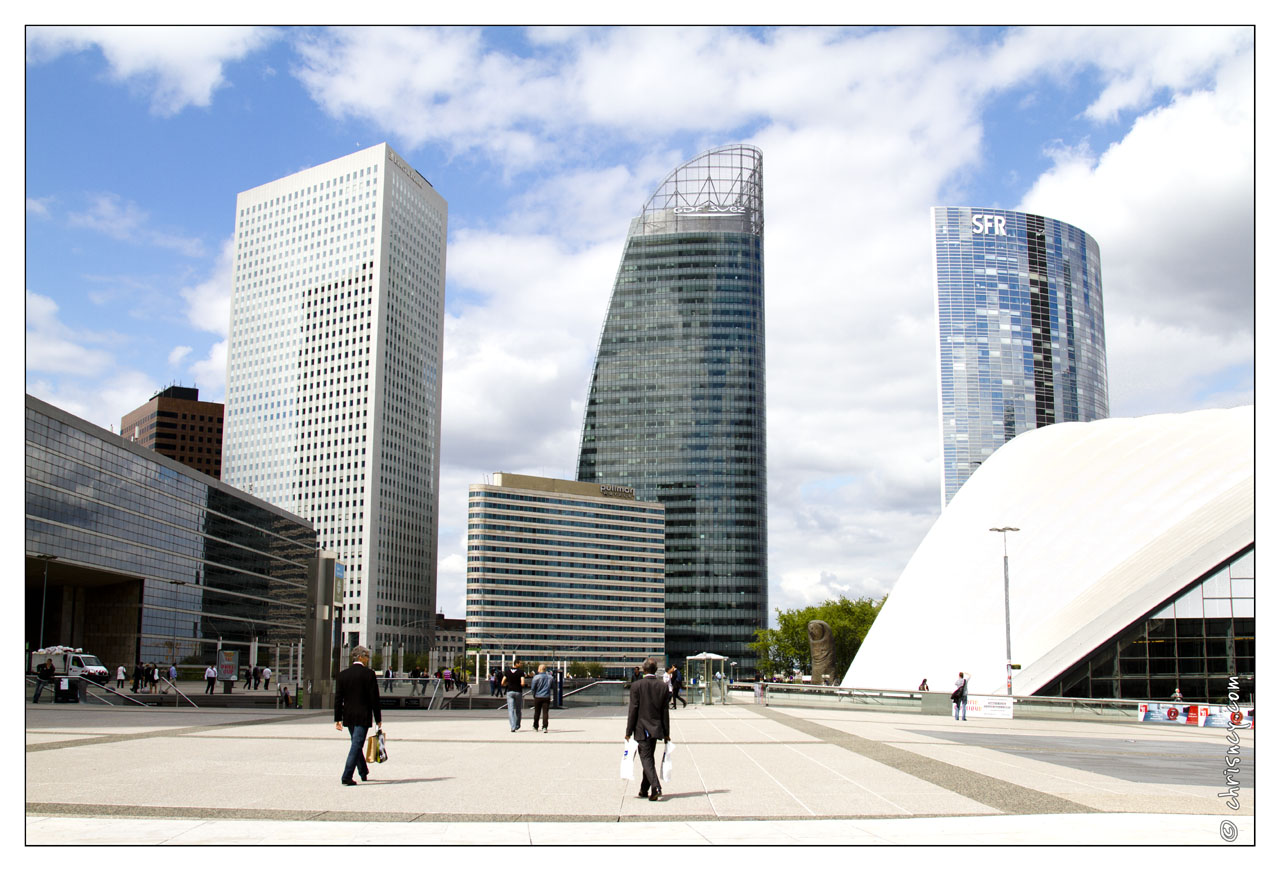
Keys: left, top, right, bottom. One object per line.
{"left": 22, "top": 25, "right": 1255, "bottom": 623}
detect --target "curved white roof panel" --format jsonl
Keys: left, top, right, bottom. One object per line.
{"left": 843, "top": 407, "right": 1254, "bottom": 695}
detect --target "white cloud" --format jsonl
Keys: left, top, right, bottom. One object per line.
{"left": 27, "top": 370, "right": 163, "bottom": 436}
{"left": 384, "top": 26, "right": 1255, "bottom": 624}
{"left": 1018, "top": 46, "right": 1253, "bottom": 414}
{"left": 180, "top": 237, "right": 235, "bottom": 337}
{"left": 25, "top": 290, "right": 115, "bottom": 376}
{"left": 189, "top": 340, "right": 228, "bottom": 403}
{"left": 168, "top": 346, "right": 193, "bottom": 366}
{"left": 26, "top": 26, "right": 277, "bottom": 116}
{"left": 68, "top": 193, "right": 206, "bottom": 257}
{"left": 27, "top": 197, "right": 53, "bottom": 218}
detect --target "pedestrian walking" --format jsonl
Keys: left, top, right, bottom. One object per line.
{"left": 670, "top": 665, "right": 686, "bottom": 709}
{"left": 132, "top": 662, "right": 144, "bottom": 693}
{"left": 263, "top": 666, "right": 272, "bottom": 690}
{"left": 204, "top": 664, "right": 218, "bottom": 694}
{"left": 253, "top": 665, "right": 262, "bottom": 690}
{"left": 503, "top": 659, "right": 527, "bottom": 732}
{"left": 150, "top": 663, "right": 160, "bottom": 693}
{"left": 116, "top": 665, "right": 126, "bottom": 689}
{"left": 243, "top": 666, "right": 252, "bottom": 689}
{"left": 530, "top": 664, "right": 553, "bottom": 732}
{"left": 334, "top": 645, "right": 383, "bottom": 786}
{"left": 626, "top": 658, "right": 671, "bottom": 801}
{"left": 32, "top": 659, "right": 56, "bottom": 703}
{"left": 952, "top": 671, "right": 968, "bottom": 720}
{"left": 490, "top": 670, "right": 500, "bottom": 697}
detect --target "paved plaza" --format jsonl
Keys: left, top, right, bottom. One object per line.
{"left": 25, "top": 698, "right": 1253, "bottom": 845}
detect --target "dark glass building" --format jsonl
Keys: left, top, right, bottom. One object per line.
{"left": 25, "top": 394, "right": 316, "bottom": 671}
{"left": 1035, "top": 546, "right": 1254, "bottom": 704}
{"left": 577, "top": 145, "right": 767, "bottom": 670}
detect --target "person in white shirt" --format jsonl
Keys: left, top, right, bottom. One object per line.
{"left": 263, "top": 666, "right": 272, "bottom": 690}
{"left": 204, "top": 664, "right": 218, "bottom": 694}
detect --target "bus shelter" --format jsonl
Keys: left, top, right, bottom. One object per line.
{"left": 684, "top": 652, "right": 729, "bottom": 705}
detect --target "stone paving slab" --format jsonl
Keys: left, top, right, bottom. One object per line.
{"left": 25, "top": 700, "right": 1253, "bottom": 845}
{"left": 24, "top": 814, "right": 1255, "bottom": 846}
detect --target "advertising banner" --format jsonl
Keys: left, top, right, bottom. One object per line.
{"left": 963, "top": 696, "right": 1014, "bottom": 719}
{"left": 1201, "top": 705, "right": 1254, "bottom": 729}
{"left": 217, "top": 649, "right": 240, "bottom": 682}
{"left": 1136, "top": 701, "right": 1251, "bottom": 728}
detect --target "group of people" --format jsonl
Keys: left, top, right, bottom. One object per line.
{"left": 916, "top": 673, "right": 971, "bottom": 720}
{"left": 331, "top": 648, "right": 675, "bottom": 800}
{"left": 128, "top": 662, "right": 174, "bottom": 694}
{"left": 240, "top": 665, "right": 272, "bottom": 691}
{"left": 498, "top": 660, "right": 555, "bottom": 732}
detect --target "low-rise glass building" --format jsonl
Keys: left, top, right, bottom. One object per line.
{"left": 25, "top": 394, "right": 316, "bottom": 672}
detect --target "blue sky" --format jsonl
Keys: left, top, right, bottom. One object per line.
{"left": 21, "top": 25, "right": 1255, "bottom": 622}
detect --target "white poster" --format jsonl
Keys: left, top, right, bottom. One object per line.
{"left": 964, "top": 695, "right": 1014, "bottom": 718}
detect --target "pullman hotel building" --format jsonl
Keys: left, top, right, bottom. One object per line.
{"left": 465, "top": 474, "right": 665, "bottom": 675}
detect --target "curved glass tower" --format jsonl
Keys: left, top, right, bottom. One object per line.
{"left": 933, "top": 207, "right": 1109, "bottom": 506}
{"left": 578, "top": 145, "right": 767, "bottom": 670}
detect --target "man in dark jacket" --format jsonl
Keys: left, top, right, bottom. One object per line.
{"left": 33, "top": 659, "right": 56, "bottom": 703}
{"left": 334, "top": 645, "right": 383, "bottom": 786}
{"left": 626, "top": 657, "right": 671, "bottom": 801}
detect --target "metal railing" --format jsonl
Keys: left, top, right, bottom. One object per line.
{"left": 562, "top": 680, "right": 626, "bottom": 706}
{"left": 159, "top": 676, "right": 201, "bottom": 709}
{"left": 26, "top": 675, "right": 150, "bottom": 707}
{"left": 741, "top": 681, "right": 1194, "bottom": 724}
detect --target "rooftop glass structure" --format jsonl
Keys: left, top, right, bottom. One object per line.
{"left": 933, "top": 207, "right": 1109, "bottom": 505}
{"left": 577, "top": 145, "right": 768, "bottom": 670}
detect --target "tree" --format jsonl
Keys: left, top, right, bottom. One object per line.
{"left": 568, "top": 661, "right": 604, "bottom": 679}
{"left": 748, "top": 595, "right": 885, "bottom": 680}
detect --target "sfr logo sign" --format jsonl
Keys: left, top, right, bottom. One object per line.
{"left": 972, "top": 214, "right": 1007, "bottom": 235}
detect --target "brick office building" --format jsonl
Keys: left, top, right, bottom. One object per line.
{"left": 120, "top": 385, "right": 225, "bottom": 479}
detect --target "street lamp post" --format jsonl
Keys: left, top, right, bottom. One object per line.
{"left": 36, "top": 554, "right": 58, "bottom": 650}
{"left": 167, "top": 580, "right": 187, "bottom": 706}
{"left": 989, "top": 527, "right": 1020, "bottom": 696}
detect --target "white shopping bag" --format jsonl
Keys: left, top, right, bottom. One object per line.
{"left": 619, "top": 738, "right": 639, "bottom": 780}
{"left": 660, "top": 740, "right": 674, "bottom": 781}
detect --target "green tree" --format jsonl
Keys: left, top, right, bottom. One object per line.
{"left": 568, "top": 661, "right": 604, "bottom": 679}
{"left": 748, "top": 595, "right": 885, "bottom": 680}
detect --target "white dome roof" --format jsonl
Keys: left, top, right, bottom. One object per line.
{"left": 843, "top": 406, "right": 1254, "bottom": 695}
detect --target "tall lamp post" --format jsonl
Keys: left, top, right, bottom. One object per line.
{"left": 989, "top": 527, "right": 1019, "bottom": 695}
{"left": 36, "top": 554, "right": 58, "bottom": 650}
{"left": 167, "top": 580, "right": 187, "bottom": 706}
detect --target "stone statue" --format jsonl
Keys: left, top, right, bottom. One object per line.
{"left": 808, "top": 620, "right": 836, "bottom": 685}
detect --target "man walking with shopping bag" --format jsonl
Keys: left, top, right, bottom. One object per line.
{"left": 334, "top": 645, "right": 383, "bottom": 786}
{"left": 625, "top": 657, "right": 671, "bottom": 801}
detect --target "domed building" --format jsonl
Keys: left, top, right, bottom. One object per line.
{"left": 843, "top": 406, "right": 1253, "bottom": 704}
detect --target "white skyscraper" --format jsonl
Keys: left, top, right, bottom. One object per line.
{"left": 223, "top": 143, "right": 446, "bottom": 652}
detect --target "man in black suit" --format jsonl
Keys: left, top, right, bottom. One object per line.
{"left": 625, "top": 657, "right": 671, "bottom": 801}
{"left": 334, "top": 645, "right": 383, "bottom": 786}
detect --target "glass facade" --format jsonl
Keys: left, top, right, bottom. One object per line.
{"left": 577, "top": 145, "right": 767, "bottom": 669}
{"left": 933, "top": 207, "right": 1108, "bottom": 505}
{"left": 26, "top": 395, "right": 315, "bottom": 669}
{"left": 1035, "top": 547, "right": 1255, "bottom": 704}
{"left": 465, "top": 476, "right": 665, "bottom": 674}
